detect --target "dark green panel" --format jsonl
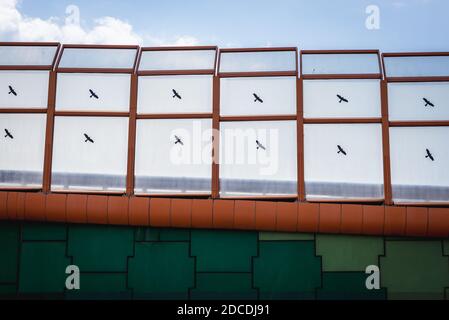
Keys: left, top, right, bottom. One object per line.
{"left": 0, "top": 284, "right": 17, "bottom": 299}
{"left": 135, "top": 228, "right": 190, "bottom": 242}
{"left": 128, "top": 242, "right": 194, "bottom": 300}
{"left": 316, "top": 235, "right": 384, "bottom": 272}
{"left": 65, "top": 273, "right": 131, "bottom": 300}
{"left": 67, "top": 225, "right": 134, "bottom": 272}
{"left": 0, "top": 223, "right": 19, "bottom": 283}
{"left": 317, "top": 272, "right": 386, "bottom": 300}
{"left": 380, "top": 240, "right": 449, "bottom": 300}
{"left": 254, "top": 241, "right": 321, "bottom": 300}
{"left": 191, "top": 230, "right": 258, "bottom": 272}
{"left": 159, "top": 228, "right": 190, "bottom": 241}
{"left": 135, "top": 227, "right": 160, "bottom": 242}
{"left": 18, "top": 242, "right": 70, "bottom": 294}
{"left": 22, "top": 223, "right": 67, "bottom": 241}
{"left": 1, "top": 220, "right": 448, "bottom": 300}
{"left": 191, "top": 273, "right": 257, "bottom": 300}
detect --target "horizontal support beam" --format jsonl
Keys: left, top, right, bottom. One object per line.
{"left": 0, "top": 191, "right": 447, "bottom": 238}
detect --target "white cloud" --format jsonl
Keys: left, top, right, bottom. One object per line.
{"left": 0, "top": 0, "right": 200, "bottom": 46}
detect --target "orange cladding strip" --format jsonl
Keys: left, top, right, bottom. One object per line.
{"left": 0, "top": 191, "right": 448, "bottom": 238}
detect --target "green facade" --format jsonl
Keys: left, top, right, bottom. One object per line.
{"left": 0, "top": 221, "right": 448, "bottom": 300}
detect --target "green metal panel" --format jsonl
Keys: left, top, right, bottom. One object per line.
{"left": 0, "top": 221, "right": 448, "bottom": 300}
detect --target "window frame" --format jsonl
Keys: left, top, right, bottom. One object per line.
{"left": 44, "top": 44, "right": 139, "bottom": 195}
{"left": 301, "top": 50, "right": 382, "bottom": 79}
{"left": 383, "top": 52, "right": 449, "bottom": 82}
{"left": 0, "top": 42, "right": 61, "bottom": 191}
{"left": 55, "top": 44, "right": 139, "bottom": 74}
{"left": 383, "top": 52, "right": 449, "bottom": 205}
{"left": 217, "top": 47, "right": 299, "bottom": 200}
{"left": 300, "top": 50, "right": 388, "bottom": 203}
{"left": 131, "top": 46, "right": 218, "bottom": 197}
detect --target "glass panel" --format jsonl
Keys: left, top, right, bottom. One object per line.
{"left": 302, "top": 53, "right": 380, "bottom": 75}
{"left": 134, "top": 119, "right": 212, "bottom": 194}
{"left": 0, "top": 46, "right": 57, "bottom": 66}
{"left": 51, "top": 116, "right": 129, "bottom": 192}
{"left": 0, "top": 114, "right": 47, "bottom": 187}
{"left": 220, "top": 51, "right": 296, "bottom": 73}
{"left": 303, "top": 79, "right": 381, "bottom": 118}
{"left": 0, "top": 71, "right": 50, "bottom": 109}
{"left": 58, "top": 48, "right": 137, "bottom": 69}
{"left": 384, "top": 56, "right": 449, "bottom": 77}
{"left": 56, "top": 73, "right": 131, "bottom": 112}
{"left": 137, "top": 75, "right": 212, "bottom": 114}
{"left": 220, "top": 76, "right": 297, "bottom": 116}
{"left": 139, "top": 50, "right": 216, "bottom": 71}
{"left": 390, "top": 127, "right": 449, "bottom": 203}
{"left": 304, "top": 124, "right": 384, "bottom": 200}
{"left": 388, "top": 82, "right": 449, "bottom": 121}
{"left": 219, "top": 121, "right": 297, "bottom": 196}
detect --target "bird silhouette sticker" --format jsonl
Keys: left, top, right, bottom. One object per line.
{"left": 8, "top": 85, "right": 17, "bottom": 96}
{"left": 423, "top": 98, "right": 434, "bottom": 107}
{"left": 337, "top": 94, "right": 349, "bottom": 103}
{"left": 84, "top": 133, "right": 94, "bottom": 143}
{"left": 89, "top": 89, "right": 99, "bottom": 99}
{"left": 425, "top": 148, "right": 435, "bottom": 161}
{"left": 337, "top": 145, "right": 347, "bottom": 156}
{"left": 174, "top": 135, "right": 184, "bottom": 146}
{"left": 172, "top": 89, "right": 182, "bottom": 100}
{"left": 253, "top": 93, "right": 263, "bottom": 103}
{"left": 256, "top": 140, "right": 266, "bottom": 150}
{"left": 4, "top": 129, "right": 13, "bottom": 139}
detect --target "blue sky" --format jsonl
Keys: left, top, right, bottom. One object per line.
{"left": 3, "top": 0, "right": 449, "bottom": 51}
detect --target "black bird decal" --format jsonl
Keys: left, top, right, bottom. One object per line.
{"left": 337, "top": 94, "right": 349, "bottom": 103}
{"left": 425, "top": 148, "right": 435, "bottom": 161}
{"left": 337, "top": 145, "right": 347, "bottom": 156}
{"left": 253, "top": 93, "right": 263, "bottom": 103}
{"left": 84, "top": 133, "right": 94, "bottom": 143}
{"left": 4, "top": 129, "right": 13, "bottom": 139}
{"left": 423, "top": 98, "right": 434, "bottom": 107}
{"left": 89, "top": 89, "right": 99, "bottom": 99}
{"left": 172, "top": 89, "right": 182, "bottom": 100}
{"left": 8, "top": 85, "right": 17, "bottom": 96}
{"left": 174, "top": 135, "right": 184, "bottom": 146}
{"left": 256, "top": 140, "right": 266, "bottom": 150}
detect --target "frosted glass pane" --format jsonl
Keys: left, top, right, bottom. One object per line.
{"left": 51, "top": 117, "right": 129, "bottom": 191}
{"left": 137, "top": 75, "right": 212, "bottom": 114}
{"left": 304, "top": 124, "right": 384, "bottom": 200}
{"left": 384, "top": 56, "right": 449, "bottom": 77}
{"left": 303, "top": 79, "right": 381, "bottom": 118}
{"left": 0, "top": 46, "right": 57, "bottom": 66}
{"left": 219, "top": 121, "right": 297, "bottom": 196}
{"left": 302, "top": 53, "right": 379, "bottom": 75}
{"left": 58, "top": 48, "right": 137, "bottom": 69}
{"left": 0, "top": 71, "right": 49, "bottom": 109}
{"left": 220, "top": 51, "right": 296, "bottom": 73}
{"left": 56, "top": 73, "right": 131, "bottom": 112}
{"left": 0, "top": 114, "right": 46, "bottom": 187}
{"left": 388, "top": 82, "right": 449, "bottom": 121}
{"left": 135, "top": 119, "right": 212, "bottom": 194}
{"left": 139, "top": 50, "right": 216, "bottom": 71}
{"left": 390, "top": 127, "right": 449, "bottom": 203}
{"left": 220, "top": 77, "right": 297, "bottom": 116}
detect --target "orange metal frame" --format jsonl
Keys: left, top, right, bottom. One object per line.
{"left": 300, "top": 50, "right": 389, "bottom": 203}
{"left": 0, "top": 43, "right": 448, "bottom": 238}
{"left": 0, "top": 42, "right": 61, "bottom": 192}
{"left": 45, "top": 44, "right": 140, "bottom": 194}
{"left": 134, "top": 46, "right": 218, "bottom": 197}
{"left": 382, "top": 52, "right": 449, "bottom": 205}
{"left": 217, "top": 47, "right": 299, "bottom": 200}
